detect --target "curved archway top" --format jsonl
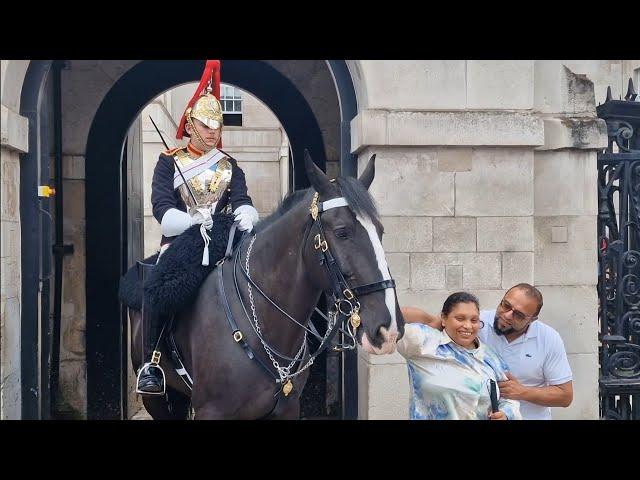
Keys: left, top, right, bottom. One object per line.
{"left": 78, "top": 60, "right": 356, "bottom": 168}
{"left": 11, "top": 60, "right": 360, "bottom": 166}
{"left": 2, "top": 60, "right": 32, "bottom": 111}
{"left": 86, "top": 60, "right": 327, "bottom": 163}
{"left": 344, "top": 60, "right": 367, "bottom": 112}
{"left": 9, "top": 60, "right": 361, "bottom": 107}
{"left": 8, "top": 59, "right": 365, "bottom": 121}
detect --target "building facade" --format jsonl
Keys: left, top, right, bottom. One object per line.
{"left": 2, "top": 60, "right": 639, "bottom": 419}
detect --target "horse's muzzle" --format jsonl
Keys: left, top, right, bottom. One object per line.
{"left": 361, "top": 326, "right": 398, "bottom": 355}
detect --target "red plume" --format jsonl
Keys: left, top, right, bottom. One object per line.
{"left": 176, "top": 60, "right": 221, "bottom": 140}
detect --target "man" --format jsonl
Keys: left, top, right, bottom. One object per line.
{"left": 401, "top": 283, "right": 573, "bottom": 420}
{"left": 136, "top": 60, "right": 259, "bottom": 394}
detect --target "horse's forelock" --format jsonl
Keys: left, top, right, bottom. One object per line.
{"left": 335, "top": 176, "right": 379, "bottom": 223}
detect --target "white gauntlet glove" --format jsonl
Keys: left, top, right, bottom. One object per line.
{"left": 188, "top": 206, "right": 215, "bottom": 266}
{"left": 189, "top": 206, "right": 214, "bottom": 230}
{"left": 233, "top": 204, "right": 259, "bottom": 232}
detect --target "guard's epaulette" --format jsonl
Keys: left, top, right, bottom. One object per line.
{"left": 162, "top": 147, "right": 183, "bottom": 156}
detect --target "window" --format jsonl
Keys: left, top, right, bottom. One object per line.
{"left": 220, "top": 84, "right": 242, "bottom": 113}
{"left": 220, "top": 84, "right": 243, "bottom": 126}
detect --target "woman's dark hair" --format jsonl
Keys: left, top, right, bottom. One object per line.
{"left": 441, "top": 291, "right": 480, "bottom": 316}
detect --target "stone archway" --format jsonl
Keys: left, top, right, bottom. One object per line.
{"left": 6, "top": 59, "right": 359, "bottom": 419}
{"left": 82, "top": 60, "right": 358, "bottom": 419}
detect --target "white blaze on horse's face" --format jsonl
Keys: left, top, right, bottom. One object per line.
{"left": 355, "top": 213, "right": 399, "bottom": 355}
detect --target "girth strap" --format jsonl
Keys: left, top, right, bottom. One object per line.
{"left": 166, "top": 315, "right": 193, "bottom": 391}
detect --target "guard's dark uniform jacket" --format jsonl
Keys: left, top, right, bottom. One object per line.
{"left": 151, "top": 144, "right": 253, "bottom": 246}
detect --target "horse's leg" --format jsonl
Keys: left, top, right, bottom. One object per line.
{"left": 141, "top": 387, "right": 191, "bottom": 420}
{"left": 128, "top": 308, "right": 143, "bottom": 372}
{"left": 269, "top": 400, "right": 301, "bottom": 420}
{"left": 166, "top": 388, "right": 192, "bottom": 419}
{"left": 193, "top": 403, "right": 227, "bottom": 420}
{"left": 141, "top": 396, "right": 174, "bottom": 420}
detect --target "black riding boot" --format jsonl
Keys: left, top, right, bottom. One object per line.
{"left": 136, "top": 261, "right": 167, "bottom": 395}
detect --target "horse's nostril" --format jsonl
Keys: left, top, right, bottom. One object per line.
{"left": 376, "top": 326, "right": 398, "bottom": 344}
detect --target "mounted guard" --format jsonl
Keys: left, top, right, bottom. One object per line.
{"left": 136, "top": 59, "right": 259, "bottom": 395}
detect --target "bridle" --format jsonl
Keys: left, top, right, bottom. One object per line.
{"left": 306, "top": 191, "right": 396, "bottom": 345}
{"left": 221, "top": 190, "right": 397, "bottom": 397}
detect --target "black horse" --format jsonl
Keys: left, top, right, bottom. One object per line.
{"left": 128, "top": 152, "right": 405, "bottom": 419}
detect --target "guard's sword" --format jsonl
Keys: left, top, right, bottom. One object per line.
{"left": 149, "top": 115, "right": 199, "bottom": 207}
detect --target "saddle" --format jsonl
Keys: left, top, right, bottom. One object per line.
{"left": 118, "top": 213, "right": 239, "bottom": 316}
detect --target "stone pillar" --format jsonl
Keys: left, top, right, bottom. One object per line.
{"left": 351, "top": 60, "right": 606, "bottom": 420}
{"left": 533, "top": 61, "right": 608, "bottom": 419}
{"left": 1, "top": 145, "right": 24, "bottom": 420}
{"left": 350, "top": 61, "right": 540, "bottom": 419}
{"left": 55, "top": 60, "right": 139, "bottom": 418}
{"left": 1, "top": 60, "right": 29, "bottom": 418}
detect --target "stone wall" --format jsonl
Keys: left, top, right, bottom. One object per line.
{"left": 55, "top": 61, "right": 140, "bottom": 418}
{"left": 3, "top": 59, "right": 638, "bottom": 420}
{"left": 352, "top": 60, "right": 620, "bottom": 420}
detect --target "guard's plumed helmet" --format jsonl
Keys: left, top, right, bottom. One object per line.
{"left": 176, "top": 60, "right": 224, "bottom": 146}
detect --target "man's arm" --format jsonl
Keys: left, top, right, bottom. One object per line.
{"left": 151, "top": 154, "right": 180, "bottom": 223}
{"left": 400, "top": 306, "right": 441, "bottom": 329}
{"left": 228, "top": 159, "right": 253, "bottom": 211}
{"left": 499, "top": 326, "right": 573, "bottom": 408}
{"left": 525, "top": 381, "right": 573, "bottom": 407}
{"left": 498, "top": 373, "right": 573, "bottom": 407}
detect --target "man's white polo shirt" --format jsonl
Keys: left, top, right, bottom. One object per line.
{"left": 478, "top": 310, "right": 572, "bottom": 420}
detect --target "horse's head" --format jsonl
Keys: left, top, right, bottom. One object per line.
{"left": 303, "top": 151, "right": 405, "bottom": 355}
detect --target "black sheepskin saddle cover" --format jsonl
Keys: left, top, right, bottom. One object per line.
{"left": 118, "top": 213, "right": 239, "bottom": 316}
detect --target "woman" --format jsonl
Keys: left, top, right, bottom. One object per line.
{"left": 397, "top": 292, "right": 522, "bottom": 420}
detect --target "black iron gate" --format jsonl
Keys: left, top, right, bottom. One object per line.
{"left": 597, "top": 78, "right": 640, "bottom": 420}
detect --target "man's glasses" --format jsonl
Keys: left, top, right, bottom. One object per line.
{"left": 498, "top": 299, "right": 537, "bottom": 323}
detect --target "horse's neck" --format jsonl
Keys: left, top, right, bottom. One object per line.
{"left": 245, "top": 196, "right": 319, "bottom": 350}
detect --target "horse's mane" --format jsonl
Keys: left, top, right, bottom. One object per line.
{"left": 254, "top": 176, "right": 379, "bottom": 233}
{"left": 254, "top": 189, "right": 311, "bottom": 233}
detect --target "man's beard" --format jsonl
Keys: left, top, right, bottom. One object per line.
{"left": 493, "top": 314, "right": 515, "bottom": 336}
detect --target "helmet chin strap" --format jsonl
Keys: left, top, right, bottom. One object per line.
{"left": 186, "top": 114, "right": 216, "bottom": 152}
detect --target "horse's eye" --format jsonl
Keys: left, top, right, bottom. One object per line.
{"left": 334, "top": 227, "right": 349, "bottom": 239}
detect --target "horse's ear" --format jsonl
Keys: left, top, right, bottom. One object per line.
{"left": 304, "top": 149, "right": 332, "bottom": 196}
{"left": 358, "top": 154, "right": 376, "bottom": 190}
